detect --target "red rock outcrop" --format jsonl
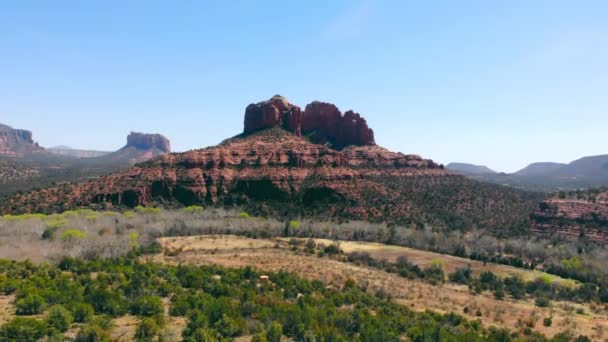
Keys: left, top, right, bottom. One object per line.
{"left": 126, "top": 132, "right": 171, "bottom": 153}
{"left": 244, "top": 95, "right": 302, "bottom": 136}
{"left": 302, "top": 102, "right": 375, "bottom": 149}
{"left": 244, "top": 96, "right": 375, "bottom": 150}
{"left": 530, "top": 192, "right": 608, "bottom": 242}
{"left": 0, "top": 123, "right": 45, "bottom": 156}
{"left": 1, "top": 128, "right": 446, "bottom": 216}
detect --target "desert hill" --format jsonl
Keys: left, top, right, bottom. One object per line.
{"left": 0, "top": 96, "right": 541, "bottom": 233}
{"left": 446, "top": 163, "right": 496, "bottom": 175}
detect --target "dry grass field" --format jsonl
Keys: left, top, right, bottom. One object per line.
{"left": 291, "top": 238, "right": 578, "bottom": 286}
{"left": 149, "top": 235, "right": 608, "bottom": 339}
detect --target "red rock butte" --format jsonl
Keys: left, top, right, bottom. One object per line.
{"left": 126, "top": 132, "right": 171, "bottom": 153}
{"left": 0, "top": 123, "right": 45, "bottom": 157}
{"left": 244, "top": 95, "right": 376, "bottom": 150}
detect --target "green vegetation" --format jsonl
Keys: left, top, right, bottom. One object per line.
{"left": 344, "top": 251, "right": 607, "bottom": 305}
{"left": 0, "top": 255, "right": 589, "bottom": 341}
{"left": 184, "top": 205, "right": 204, "bottom": 214}
{"left": 237, "top": 211, "right": 250, "bottom": 218}
{"left": 135, "top": 206, "right": 161, "bottom": 214}
{"left": 60, "top": 228, "right": 87, "bottom": 241}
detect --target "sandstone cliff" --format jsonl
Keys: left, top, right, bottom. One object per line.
{"left": 531, "top": 190, "right": 608, "bottom": 242}
{"left": 0, "top": 123, "right": 45, "bottom": 156}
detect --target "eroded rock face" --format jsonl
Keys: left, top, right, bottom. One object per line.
{"left": 126, "top": 132, "right": 171, "bottom": 153}
{"left": 244, "top": 95, "right": 302, "bottom": 136}
{"left": 244, "top": 96, "right": 375, "bottom": 150}
{"left": 530, "top": 193, "right": 608, "bottom": 242}
{"left": 0, "top": 124, "right": 44, "bottom": 157}
{"left": 3, "top": 128, "right": 446, "bottom": 216}
{"left": 303, "top": 102, "right": 375, "bottom": 149}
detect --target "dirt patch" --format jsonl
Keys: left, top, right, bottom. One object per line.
{"left": 0, "top": 295, "right": 14, "bottom": 326}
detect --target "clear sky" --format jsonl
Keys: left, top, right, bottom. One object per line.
{"left": 0, "top": 1, "right": 606, "bottom": 173}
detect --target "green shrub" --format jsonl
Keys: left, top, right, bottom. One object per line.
{"left": 129, "top": 232, "right": 140, "bottom": 249}
{"left": 238, "top": 212, "right": 250, "bottom": 219}
{"left": 45, "top": 305, "right": 73, "bottom": 332}
{"left": 323, "top": 242, "right": 342, "bottom": 255}
{"left": 134, "top": 317, "right": 161, "bottom": 341}
{"left": 61, "top": 228, "right": 87, "bottom": 241}
{"left": 130, "top": 296, "right": 164, "bottom": 317}
{"left": 75, "top": 324, "right": 111, "bottom": 342}
{"left": 0, "top": 317, "right": 47, "bottom": 341}
{"left": 184, "top": 205, "right": 204, "bottom": 214}
{"left": 266, "top": 321, "right": 283, "bottom": 342}
{"left": 535, "top": 297, "right": 551, "bottom": 308}
{"left": 214, "top": 314, "right": 245, "bottom": 337}
{"left": 423, "top": 265, "right": 445, "bottom": 285}
{"left": 42, "top": 226, "right": 59, "bottom": 240}
{"left": 289, "top": 220, "right": 301, "bottom": 230}
{"left": 135, "top": 206, "right": 161, "bottom": 214}
{"left": 15, "top": 294, "right": 46, "bottom": 315}
{"left": 73, "top": 303, "right": 95, "bottom": 323}
{"left": 448, "top": 266, "right": 472, "bottom": 284}
{"left": 305, "top": 238, "right": 316, "bottom": 252}
{"left": 543, "top": 317, "right": 552, "bottom": 327}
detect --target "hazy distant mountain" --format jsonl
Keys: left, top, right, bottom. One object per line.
{"left": 454, "top": 155, "right": 608, "bottom": 192}
{"left": 48, "top": 146, "right": 111, "bottom": 158}
{"left": 514, "top": 162, "right": 567, "bottom": 177}
{"left": 447, "top": 163, "right": 496, "bottom": 175}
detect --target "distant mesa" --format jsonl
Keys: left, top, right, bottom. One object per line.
{"left": 126, "top": 132, "right": 171, "bottom": 154}
{"left": 0, "top": 123, "right": 45, "bottom": 157}
{"left": 446, "top": 163, "right": 496, "bottom": 175}
{"left": 100, "top": 132, "right": 171, "bottom": 165}
{"left": 244, "top": 95, "right": 375, "bottom": 150}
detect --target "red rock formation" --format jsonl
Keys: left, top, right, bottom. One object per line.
{"left": 2, "top": 128, "right": 446, "bottom": 216}
{"left": 302, "top": 102, "right": 375, "bottom": 149}
{"left": 244, "top": 95, "right": 302, "bottom": 136}
{"left": 1, "top": 97, "right": 536, "bottom": 233}
{"left": 244, "top": 96, "right": 375, "bottom": 150}
{"left": 0, "top": 123, "right": 45, "bottom": 156}
{"left": 126, "top": 132, "right": 171, "bottom": 153}
{"left": 530, "top": 192, "right": 608, "bottom": 242}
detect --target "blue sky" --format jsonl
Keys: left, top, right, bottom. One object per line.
{"left": 0, "top": 1, "right": 606, "bottom": 172}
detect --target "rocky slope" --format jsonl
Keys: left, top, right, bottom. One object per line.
{"left": 0, "top": 123, "right": 45, "bottom": 156}
{"left": 531, "top": 189, "right": 608, "bottom": 242}
{"left": 0, "top": 96, "right": 540, "bottom": 233}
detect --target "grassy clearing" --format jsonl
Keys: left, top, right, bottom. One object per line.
{"left": 297, "top": 238, "right": 579, "bottom": 287}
